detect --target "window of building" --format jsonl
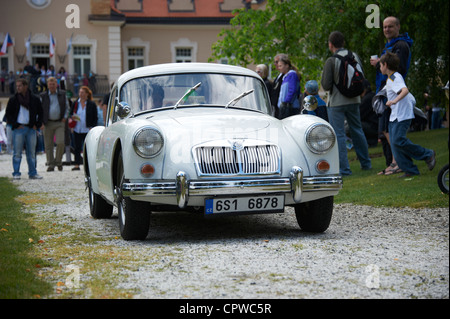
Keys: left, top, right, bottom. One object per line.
{"left": 31, "top": 44, "right": 50, "bottom": 70}
{"left": 127, "top": 47, "right": 144, "bottom": 70}
{"left": 175, "top": 48, "right": 192, "bottom": 63}
{"left": 73, "top": 45, "right": 91, "bottom": 76}
{"left": 115, "top": 0, "right": 142, "bottom": 12}
{"left": 168, "top": 0, "right": 194, "bottom": 12}
{"left": 32, "top": 45, "right": 49, "bottom": 55}
{"left": 171, "top": 38, "right": 197, "bottom": 63}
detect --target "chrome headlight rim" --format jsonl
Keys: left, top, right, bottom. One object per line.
{"left": 132, "top": 126, "right": 164, "bottom": 158}
{"left": 305, "top": 123, "right": 336, "bottom": 154}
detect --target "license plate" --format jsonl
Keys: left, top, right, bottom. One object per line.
{"left": 205, "top": 195, "right": 284, "bottom": 215}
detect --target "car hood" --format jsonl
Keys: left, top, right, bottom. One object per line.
{"left": 172, "top": 111, "right": 270, "bottom": 133}
{"left": 145, "top": 107, "right": 276, "bottom": 139}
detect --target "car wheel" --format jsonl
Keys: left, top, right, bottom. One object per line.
{"left": 87, "top": 176, "right": 113, "bottom": 219}
{"left": 116, "top": 152, "right": 151, "bottom": 240}
{"left": 294, "top": 196, "right": 334, "bottom": 232}
{"left": 437, "top": 164, "right": 449, "bottom": 194}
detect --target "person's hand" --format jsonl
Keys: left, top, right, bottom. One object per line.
{"left": 386, "top": 100, "right": 394, "bottom": 107}
{"left": 370, "top": 57, "right": 380, "bottom": 67}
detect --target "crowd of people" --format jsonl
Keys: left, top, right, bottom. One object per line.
{"left": 1, "top": 77, "right": 103, "bottom": 179}
{"left": 0, "top": 16, "right": 446, "bottom": 180}
{"left": 0, "top": 62, "right": 98, "bottom": 97}
{"left": 256, "top": 16, "right": 443, "bottom": 178}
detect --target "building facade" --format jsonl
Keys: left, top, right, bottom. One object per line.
{"left": 0, "top": 0, "right": 265, "bottom": 97}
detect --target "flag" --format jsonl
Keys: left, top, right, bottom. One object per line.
{"left": 66, "top": 33, "right": 73, "bottom": 54}
{"left": 25, "top": 33, "right": 31, "bottom": 56}
{"left": 0, "top": 32, "right": 13, "bottom": 56}
{"left": 49, "top": 33, "right": 55, "bottom": 57}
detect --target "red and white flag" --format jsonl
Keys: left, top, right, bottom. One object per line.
{"left": 0, "top": 33, "right": 14, "bottom": 56}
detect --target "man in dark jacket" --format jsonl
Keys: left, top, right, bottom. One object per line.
{"left": 41, "top": 77, "right": 70, "bottom": 172}
{"left": 5, "top": 78, "right": 43, "bottom": 179}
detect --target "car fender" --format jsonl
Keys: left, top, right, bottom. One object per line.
{"left": 84, "top": 126, "right": 105, "bottom": 194}
{"left": 282, "top": 114, "right": 340, "bottom": 175}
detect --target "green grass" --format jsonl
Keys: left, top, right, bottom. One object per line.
{"left": 336, "top": 128, "right": 449, "bottom": 208}
{"left": 0, "top": 177, "right": 53, "bottom": 299}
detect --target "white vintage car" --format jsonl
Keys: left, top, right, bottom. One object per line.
{"left": 83, "top": 63, "right": 342, "bottom": 240}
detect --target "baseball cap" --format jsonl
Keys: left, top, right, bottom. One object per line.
{"left": 305, "top": 80, "right": 319, "bottom": 95}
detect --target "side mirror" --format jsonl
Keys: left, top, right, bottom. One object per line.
{"left": 303, "top": 95, "right": 318, "bottom": 111}
{"left": 116, "top": 102, "right": 133, "bottom": 119}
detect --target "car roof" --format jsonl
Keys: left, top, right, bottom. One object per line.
{"left": 115, "top": 63, "right": 260, "bottom": 88}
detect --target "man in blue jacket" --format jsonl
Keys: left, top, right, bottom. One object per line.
{"left": 371, "top": 16, "right": 413, "bottom": 93}
{"left": 5, "top": 78, "right": 43, "bottom": 180}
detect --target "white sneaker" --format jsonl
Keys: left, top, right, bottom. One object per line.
{"left": 29, "top": 175, "right": 43, "bottom": 180}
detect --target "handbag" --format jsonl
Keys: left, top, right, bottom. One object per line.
{"left": 68, "top": 100, "right": 78, "bottom": 129}
{"left": 68, "top": 117, "right": 77, "bottom": 128}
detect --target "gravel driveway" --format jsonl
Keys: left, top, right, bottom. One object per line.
{"left": 1, "top": 153, "right": 448, "bottom": 299}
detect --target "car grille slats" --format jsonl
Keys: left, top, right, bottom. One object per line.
{"left": 194, "top": 144, "right": 280, "bottom": 176}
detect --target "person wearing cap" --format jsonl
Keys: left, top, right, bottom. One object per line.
{"left": 303, "top": 80, "right": 328, "bottom": 122}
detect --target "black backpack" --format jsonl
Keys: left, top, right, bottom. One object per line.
{"left": 333, "top": 50, "right": 365, "bottom": 98}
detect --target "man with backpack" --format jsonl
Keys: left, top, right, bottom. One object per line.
{"left": 321, "top": 31, "right": 371, "bottom": 176}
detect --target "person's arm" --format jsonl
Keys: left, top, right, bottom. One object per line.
{"left": 321, "top": 58, "right": 334, "bottom": 92}
{"left": 386, "top": 87, "right": 409, "bottom": 106}
{"left": 35, "top": 98, "right": 43, "bottom": 130}
{"left": 63, "top": 96, "right": 70, "bottom": 121}
{"left": 282, "top": 72, "right": 299, "bottom": 103}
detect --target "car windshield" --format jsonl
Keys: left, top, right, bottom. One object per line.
{"left": 119, "top": 73, "right": 271, "bottom": 114}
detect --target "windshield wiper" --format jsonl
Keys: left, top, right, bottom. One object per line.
{"left": 225, "top": 89, "right": 254, "bottom": 108}
{"left": 174, "top": 82, "right": 201, "bottom": 109}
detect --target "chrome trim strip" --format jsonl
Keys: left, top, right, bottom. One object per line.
{"left": 189, "top": 178, "right": 292, "bottom": 196}
{"left": 122, "top": 182, "right": 177, "bottom": 196}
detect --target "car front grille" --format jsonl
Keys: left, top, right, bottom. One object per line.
{"left": 193, "top": 144, "right": 280, "bottom": 176}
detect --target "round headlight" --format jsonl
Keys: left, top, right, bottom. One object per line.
{"left": 305, "top": 124, "right": 336, "bottom": 154}
{"left": 133, "top": 127, "right": 164, "bottom": 158}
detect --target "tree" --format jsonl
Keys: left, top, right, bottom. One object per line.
{"left": 210, "top": 0, "right": 449, "bottom": 106}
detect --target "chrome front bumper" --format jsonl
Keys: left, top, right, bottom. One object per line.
{"left": 121, "top": 166, "right": 342, "bottom": 209}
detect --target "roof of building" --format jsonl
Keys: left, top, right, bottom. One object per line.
{"left": 90, "top": 0, "right": 265, "bottom": 25}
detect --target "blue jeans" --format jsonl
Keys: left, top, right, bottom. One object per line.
{"left": 431, "top": 110, "right": 442, "bottom": 129}
{"left": 12, "top": 126, "right": 38, "bottom": 177}
{"left": 327, "top": 104, "right": 372, "bottom": 175}
{"left": 389, "top": 119, "right": 433, "bottom": 175}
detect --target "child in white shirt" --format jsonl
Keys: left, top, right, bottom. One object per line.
{"left": 380, "top": 52, "right": 436, "bottom": 177}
